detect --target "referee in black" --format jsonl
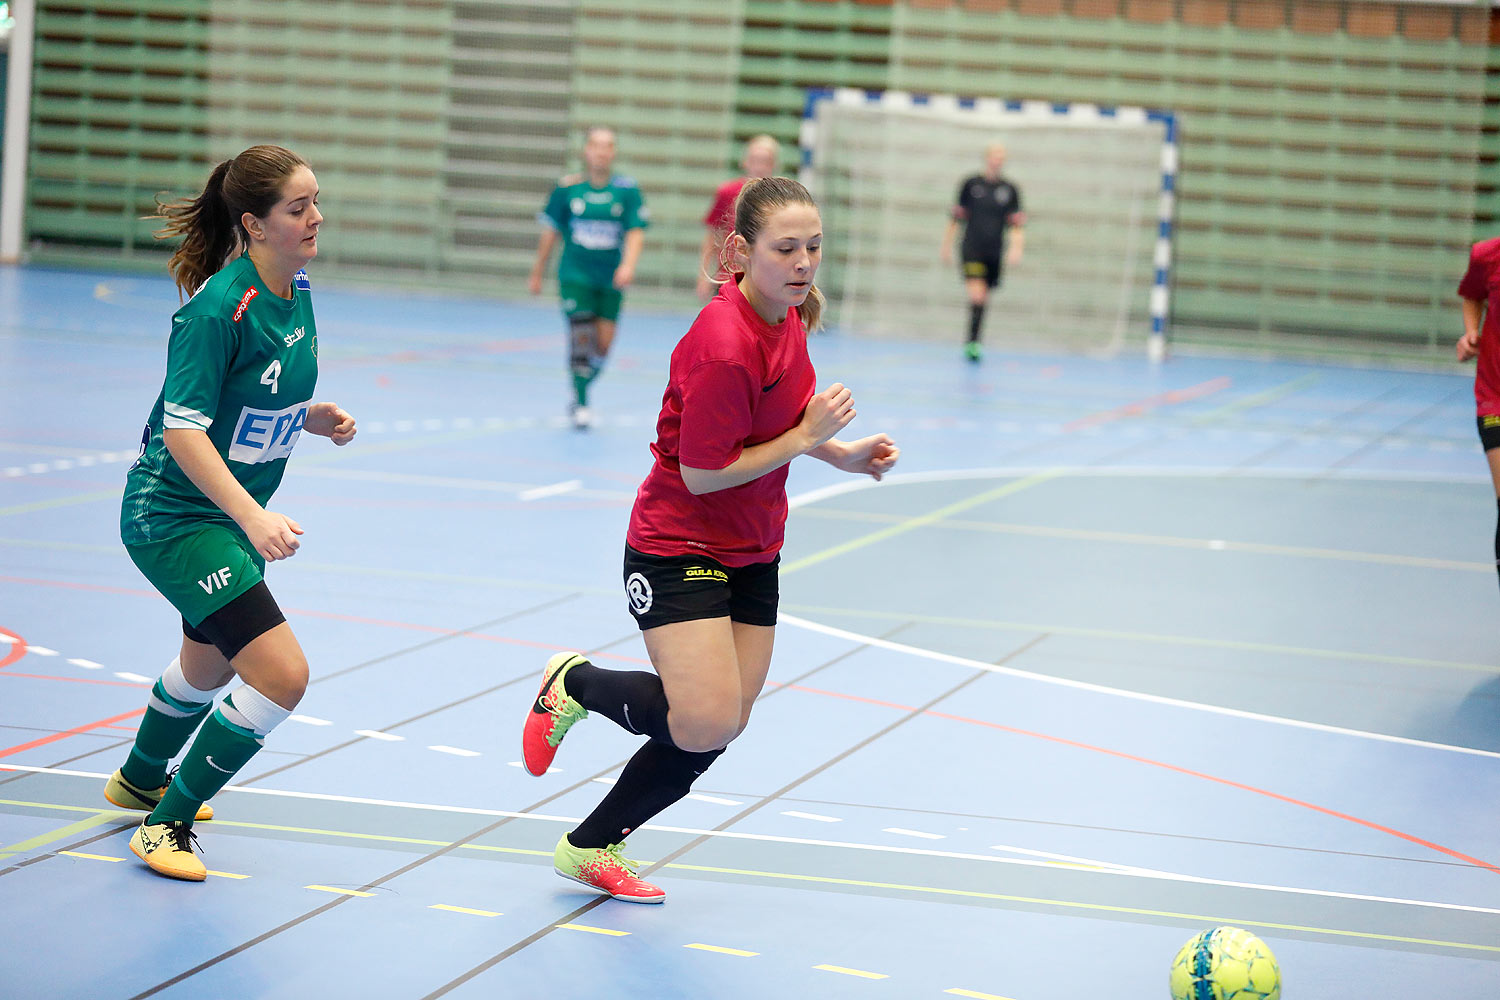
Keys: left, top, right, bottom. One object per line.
{"left": 941, "top": 142, "right": 1026, "bottom": 362}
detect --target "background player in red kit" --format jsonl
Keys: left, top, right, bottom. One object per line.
{"left": 695, "top": 135, "right": 780, "bottom": 302}
{"left": 1456, "top": 236, "right": 1500, "bottom": 593}
{"left": 941, "top": 142, "right": 1026, "bottom": 362}
{"left": 521, "top": 177, "right": 899, "bottom": 903}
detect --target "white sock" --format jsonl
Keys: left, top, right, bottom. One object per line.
{"left": 218, "top": 685, "right": 292, "bottom": 738}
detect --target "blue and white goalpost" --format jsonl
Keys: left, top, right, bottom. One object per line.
{"left": 801, "top": 87, "right": 1178, "bottom": 361}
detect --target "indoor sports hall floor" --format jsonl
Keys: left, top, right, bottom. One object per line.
{"left": 1, "top": 265, "right": 1496, "bottom": 999}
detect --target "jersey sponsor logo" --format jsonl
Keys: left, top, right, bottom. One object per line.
{"left": 570, "top": 197, "right": 586, "bottom": 215}
{"left": 583, "top": 190, "right": 614, "bottom": 204}
{"left": 232, "top": 287, "right": 258, "bottom": 323}
{"left": 625, "top": 572, "right": 653, "bottom": 616}
{"left": 283, "top": 325, "right": 307, "bottom": 348}
{"left": 569, "top": 218, "right": 624, "bottom": 251}
{"left": 1484, "top": 415, "right": 1500, "bottom": 428}
{"left": 683, "top": 566, "right": 727, "bottom": 584}
{"left": 198, "top": 566, "right": 234, "bottom": 595}
{"left": 227, "top": 400, "right": 309, "bottom": 465}
{"left": 293, "top": 269, "right": 311, "bottom": 291}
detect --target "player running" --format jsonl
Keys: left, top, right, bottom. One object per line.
{"left": 1456, "top": 237, "right": 1500, "bottom": 594}
{"left": 108, "top": 145, "right": 357, "bottom": 880}
{"left": 528, "top": 126, "right": 649, "bottom": 429}
{"left": 941, "top": 142, "right": 1026, "bottom": 362}
{"left": 520, "top": 177, "right": 899, "bottom": 903}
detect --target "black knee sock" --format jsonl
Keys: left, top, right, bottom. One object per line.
{"left": 1493, "top": 497, "right": 1499, "bottom": 592}
{"left": 569, "top": 740, "right": 725, "bottom": 849}
{"left": 968, "top": 303, "right": 984, "bottom": 343}
{"left": 566, "top": 661, "right": 674, "bottom": 745}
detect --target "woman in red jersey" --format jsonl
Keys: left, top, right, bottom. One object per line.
{"left": 1457, "top": 236, "right": 1500, "bottom": 592}
{"left": 521, "top": 176, "right": 899, "bottom": 903}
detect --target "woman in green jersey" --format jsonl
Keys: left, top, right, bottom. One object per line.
{"left": 108, "top": 145, "right": 357, "bottom": 881}
{"left": 527, "top": 126, "right": 648, "bottom": 429}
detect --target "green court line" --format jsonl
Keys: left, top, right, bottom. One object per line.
{"left": 4, "top": 798, "right": 1492, "bottom": 956}
{"left": 1191, "top": 373, "right": 1323, "bottom": 424}
{"left": 781, "top": 470, "right": 1065, "bottom": 575}
{"left": 781, "top": 603, "right": 1500, "bottom": 675}
{"left": 0, "top": 810, "right": 124, "bottom": 861}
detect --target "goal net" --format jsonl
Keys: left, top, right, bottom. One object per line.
{"left": 801, "top": 89, "right": 1176, "bottom": 358}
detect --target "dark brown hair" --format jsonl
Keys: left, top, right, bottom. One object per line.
{"left": 726, "top": 176, "right": 825, "bottom": 332}
{"left": 153, "top": 145, "right": 309, "bottom": 299}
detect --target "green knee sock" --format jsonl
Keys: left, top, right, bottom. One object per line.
{"left": 120, "top": 680, "right": 212, "bottom": 790}
{"left": 148, "top": 709, "right": 262, "bottom": 825}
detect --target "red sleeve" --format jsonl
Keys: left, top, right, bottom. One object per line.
{"left": 703, "top": 181, "right": 738, "bottom": 229}
{"left": 678, "top": 359, "right": 758, "bottom": 471}
{"left": 1459, "top": 244, "right": 1491, "bottom": 301}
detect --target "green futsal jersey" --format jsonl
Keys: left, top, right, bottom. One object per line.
{"left": 540, "top": 174, "right": 649, "bottom": 288}
{"left": 121, "top": 255, "right": 318, "bottom": 545}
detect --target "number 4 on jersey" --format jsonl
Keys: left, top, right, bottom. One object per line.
{"left": 260, "top": 359, "right": 282, "bottom": 394}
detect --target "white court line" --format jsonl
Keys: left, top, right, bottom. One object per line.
{"left": 884, "top": 827, "right": 945, "bottom": 840}
{"left": 354, "top": 730, "right": 404, "bottom": 742}
{"left": 113, "top": 672, "right": 150, "bottom": 683}
{"left": 6, "top": 763, "right": 1495, "bottom": 918}
{"left": 686, "top": 793, "right": 743, "bottom": 806}
{"left": 782, "top": 810, "right": 841, "bottom": 823}
{"left": 67, "top": 658, "right": 102, "bottom": 669}
{"left": 518, "top": 479, "right": 582, "bottom": 502}
{"left": 290, "top": 715, "right": 333, "bottom": 726}
{"left": 776, "top": 614, "right": 1500, "bottom": 761}
{"left": 25, "top": 646, "right": 57, "bottom": 656}
{"left": 428, "top": 745, "right": 481, "bottom": 757}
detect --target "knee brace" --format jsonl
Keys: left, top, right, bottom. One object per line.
{"left": 568, "top": 314, "right": 598, "bottom": 376}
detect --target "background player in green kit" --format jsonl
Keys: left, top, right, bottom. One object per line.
{"left": 527, "top": 126, "right": 649, "bottom": 428}
{"left": 109, "top": 145, "right": 357, "bottom": 881}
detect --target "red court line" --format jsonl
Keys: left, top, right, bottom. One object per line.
{"left": 788, "top": 683, "right": 1500, "bottom": 877}
{"left": 1063, "top": 376, "right": 1232, "bottom": 433}
{"left": 0, "top": 627, "right": 26, "bottom": 669}
{"left": 0, "top": 708, "right": 146, "bottom": 760}
{"left": 0, "top": 673, "right": 148, "bottom": 689}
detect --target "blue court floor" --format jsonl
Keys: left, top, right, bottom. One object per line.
{"left": 1, "top": 265, "right": 1497, "bottom": 998}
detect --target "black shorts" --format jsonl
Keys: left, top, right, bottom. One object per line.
{"left": 622, "top": 544, "right": 779, "bottom": 631}
{"left": 962, "top": 254, "right": 1002, "bottom": 290}
{"left": 1478, "top": 415, "right": 1500, "bottom": 452}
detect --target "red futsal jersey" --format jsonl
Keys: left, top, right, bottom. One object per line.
{"left": 627, "top": 278, "right": 817, "bottom": 566}
{"left": 1458, "top": 237, "right": 1500, "bottom": 416}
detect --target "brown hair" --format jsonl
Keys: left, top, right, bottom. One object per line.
{"left": 725, "top": 176, "right": 825, "bottom": 332}
{"left": 152, "top": 145, "right": 309, "bottom": 299}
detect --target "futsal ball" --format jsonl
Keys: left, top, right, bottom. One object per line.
{"left": 1168, "top": 926, "right": 1281, "bottom": 1000}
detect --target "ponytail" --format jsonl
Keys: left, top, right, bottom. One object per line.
{"left": 725, "top": 176, "right": 826, "bottom": 332}
{"left": 151, "top": 145, "right": 310, "bottom": 300}
{"left": 154, "top": 160, "right": 235, "bottom": 300}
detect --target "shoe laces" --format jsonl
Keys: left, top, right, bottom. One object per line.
{"left": 166, "top": 821, "right": 201, "bottom": 855}
{"left": 601, "top": 842, "right": 641, "bottom": 874}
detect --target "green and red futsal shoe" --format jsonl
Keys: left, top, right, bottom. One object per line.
{"left": 105, "top": 768, "right": 214, "bottom": 822}
{"left": 553, "top": 834, "right": 665, "bottom": 903}
{"left": 522, "top": 651, "right": 590, "bottom": 776}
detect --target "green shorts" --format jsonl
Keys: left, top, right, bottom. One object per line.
{"left": 560, "top": 282, "right": 623, "bottom": 322}
{"left": 125, "top": 523, "right": 266, "bottom": 626}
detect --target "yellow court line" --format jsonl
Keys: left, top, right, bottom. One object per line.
{"left": 5, "top": 798, "right": 1494, "bottom": 956}
{"left": 0, "top": 810, "right": 124, "bottom": 858}
{"left": 665, "top": 862, "right": 1500, "bottom": 955}
{"left": 306, "top": 885, "right": 374, "bottom": 897}
{"left": 793, "top": 508, "right": 1492, "bottom": 573}
{"left": 557, "top": 923, "right": 629, "bottom": 936}
{"left": 684, "top": 943, "right": 758, "bottom": 957}
{"left": 1191, "top": 373, "right": 1322, "bottom": 424}
{"left": 945, "top": 989, "right": 1017, "bottom": 1000}
{"left": 59, "top": 850, "right": 123, "bottom": 862}
{"left": 0, "top": 489, "right": 122, "bottom": 518}
{"left": 780, "top": 469, "right": 1065, "bottom": 575}
{"left": 430, "top": 903, "right": 501, "bottom": 917}
{"left": 814, "top": 964, "right": 888, "bottom": 980}
{"left": 782, "top": 602, "right": 1500, "bottom": 675}
{"left": 206, "top": 870, "right": 250, "bottom": 880}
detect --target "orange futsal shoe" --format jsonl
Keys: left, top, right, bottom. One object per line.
{"left": 521, "top": 652, "right": 590, "bottom": 776}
